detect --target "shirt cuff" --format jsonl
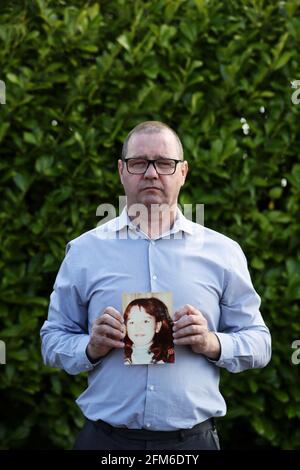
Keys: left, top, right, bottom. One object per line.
{"left": 76, "top": 335, "right": 102, "bottom": 370}
{"left": 207, "top": 332, "right": 234, "bottom": 367}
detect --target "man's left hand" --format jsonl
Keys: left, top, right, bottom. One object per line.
{"left": 173, "top": 304, "right": 221, "bottom": 360}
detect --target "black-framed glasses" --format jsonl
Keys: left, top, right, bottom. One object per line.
{"left": 123, "top": 157, "right": 183, "bottom": 175}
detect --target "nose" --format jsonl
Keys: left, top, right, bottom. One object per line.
{"left": 134, "top": 320, "right": 146, "bottom": 331}
{"left": 144, "top": 161, "right": 159, "bottom": 179}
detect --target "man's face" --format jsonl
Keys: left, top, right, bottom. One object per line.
{"left": 118, "top": 130, "right": 188, "bottom": 209}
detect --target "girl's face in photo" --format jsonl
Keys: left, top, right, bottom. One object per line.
{"left": 126, "top": 306, "right": 160, "bottom": 346}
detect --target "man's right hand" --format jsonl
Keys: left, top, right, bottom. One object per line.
{"left": 86, "top": 307, "right": 125, "bottom": 362}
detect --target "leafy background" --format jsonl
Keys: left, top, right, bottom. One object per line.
{"left": 0, "top": 0, "right": 299, "bottom": 449}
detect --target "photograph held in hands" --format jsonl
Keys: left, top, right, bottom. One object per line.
{"left": 122, "top": 292, "right": 174, "bottom": 365}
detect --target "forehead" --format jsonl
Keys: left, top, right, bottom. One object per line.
{"left": 127, "top": 129, "right": 179, "bottom": 158}
{"left": 128, "top": 305, "right": 152, "bottom": 319}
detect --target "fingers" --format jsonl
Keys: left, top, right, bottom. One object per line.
{"left": 173, "top": 334, "right": 207, "bottom": 347}
{"left": 94, "top": 307, "right": 125, "bottom": 333}
{"left": 173, "top": 304, "right": 206, "bottom": 322}
{"left": 89, "top": 328, "right": 124, "bottom": 351}
{"left": 95, "top": 306, "right": 124, "bottom": 328}
{"left": 172, "top": 305, "right": 209, "bottom": 350}
{"left": 92, "top": 335, "right": 125, "bottom": 350}
{"left": 91, "top": 306, "right": 125, "bottom": 350}
{"left": 96, "top": 314, "right": 125, "bottom": 332}
{"left": 173, "top": 324, "right": 207, "bottom": 340}
{"left": 93, "top": 323, "right": 125, "bottom": 338}
{"left": 173, "top": 305, "right": 207, "bottom": 332}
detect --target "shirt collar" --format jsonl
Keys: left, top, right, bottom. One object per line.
{"left": 106, "top": 206, "right": 195, "bottom": 236}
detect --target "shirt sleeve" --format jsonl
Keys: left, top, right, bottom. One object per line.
{"left": 40, "top": 242, "right": 100, "bottom": 375}
{"left": 212, "top": 241, "right": 271, "bottom": 373}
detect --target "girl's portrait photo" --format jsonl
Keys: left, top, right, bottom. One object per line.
{"left": 122, "top": 292, "right": 174, "bottom": 365}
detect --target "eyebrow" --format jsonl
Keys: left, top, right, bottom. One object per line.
{"left": 127, "top": 155, "right": 170, "bottom": 159}
{"left": 130, "top": 313, "right": 152, "bottom": 319}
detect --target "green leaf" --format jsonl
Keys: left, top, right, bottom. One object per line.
{"left": 6, "top": 73, "right": 19, "bottom": 84}
{"left": 252, "top": 416, "right": 265, "bottom": 436}
{"left": 0, "top": 122, "right": 10, "bottom": 142}
{"left": 23, "top": 132, "right": 37, "bottom": 145}
{"left": 273, "top": 390, "right": 289, "bottom": 403}
{"left": 273, "top": 51, "right": 294, "bottom": 70}
{"left": 35, "top": 155, "right": 54, "bottom": 174}
{"left": 159, "top": 24, "right": 177, "bottom": 47}
{"left": 269, "top": 187, "right": 282, "bottom": 199}
{"left": 251, "top": 257, "right": 265, "bottom": 270}
{"left": 117, "top": 34, "right": 131, "bottom": 51}
{"left": 13, "top": 173, "right": 31, "bottom": 192}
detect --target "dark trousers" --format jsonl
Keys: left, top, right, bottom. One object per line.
{"left": 73, "top": 418, "right": 220, "bottom": 450}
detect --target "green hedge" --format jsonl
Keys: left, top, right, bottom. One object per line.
{"left": 0, "top": 0, "right": 300, "bottom": 449}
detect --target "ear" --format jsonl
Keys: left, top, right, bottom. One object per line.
{"left": 181, "top": 160, "right": 188, "bottom": 186}
{"left": 155, "top": 321, "right": 162, "bottom": 333}
{"left": 118, "top": 159, "right": 124, "bottom": 185}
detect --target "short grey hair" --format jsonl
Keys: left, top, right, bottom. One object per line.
{"left": 121, "top": 121, "right": 184, "bottom": 160}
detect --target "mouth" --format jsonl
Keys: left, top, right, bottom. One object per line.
{"left": 141, "top": 187, "right": 162, "bottom": 191}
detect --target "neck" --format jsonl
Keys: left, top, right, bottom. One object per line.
{"left": 132, "top": 341, "right": 152, "bottom": 351}
{"left": 128, "top": 203, "right": 177, "bottom": 239}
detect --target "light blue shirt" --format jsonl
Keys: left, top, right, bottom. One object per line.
{"left": 40, "top": 208, "right": 271, "bottom": 430}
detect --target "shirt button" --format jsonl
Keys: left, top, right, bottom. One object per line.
{"left": 151, "top": 240, "right": 155, "bottom": 245}
{"left": 149, "top": 385, "right": 154, "bottom": 391}
{"left": 152, "top": 275, "right": 157, "bottom": 280}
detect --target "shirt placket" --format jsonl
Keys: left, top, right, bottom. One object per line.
{"left": 143, "top": 237, "right": 160, "bottom": 429}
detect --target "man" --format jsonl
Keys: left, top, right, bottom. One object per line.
{"left": 40, "top": 121, "right": 271, "bottom": 450}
